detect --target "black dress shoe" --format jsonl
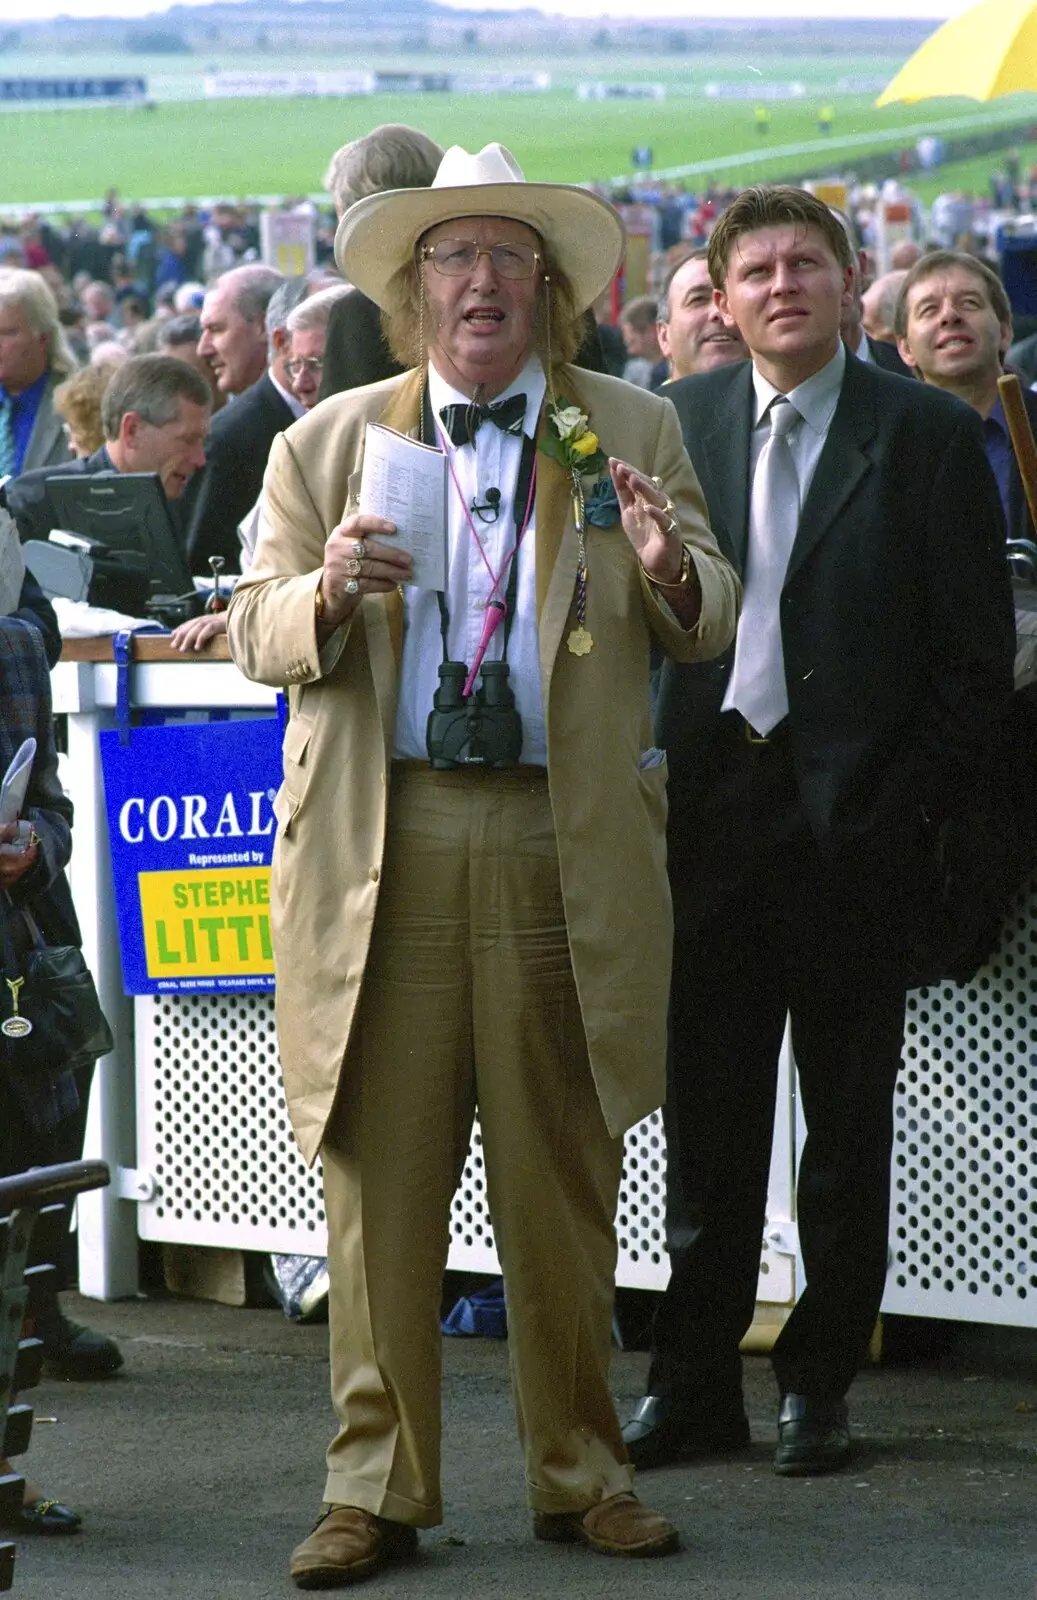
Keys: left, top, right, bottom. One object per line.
{"left": 622, "top": 1395, "right": 750, "bottom": 1470}
{"left": 12, "top": 1498, "right": 82, "bottom": 1535}
{"left": 41, "top": 1317, "right": 123, "bottom": 1380}
{"left": 773, "top": 1394, "right": 851, "bottom": 1477}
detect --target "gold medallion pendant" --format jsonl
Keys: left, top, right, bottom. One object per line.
{"left": 567, "top": 626, "right": 594, "bottom": 656}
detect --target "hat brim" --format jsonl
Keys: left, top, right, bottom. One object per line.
{"left": 335, "top": 181, "right": 626, "bottom": 313}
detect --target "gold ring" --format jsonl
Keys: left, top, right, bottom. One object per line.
{"left": 664, "top": 514, "right": 679, "bottom": 537}
{"left": 651, "top": 475, "right": 664, "bottom": 490}
{"left": 344, "top": 578, "right": 360, "bottom": 597}
{"left": 352, "top": 540, "right": 366, "bottom": 559}
{"left": 28, "top": 827, "right": 40, "bottom": 849}
{"left": 344, "top": 558, "right": 362, "bottom": 577}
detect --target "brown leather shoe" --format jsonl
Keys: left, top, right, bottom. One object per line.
{"left": 289, "top": 1505, "right": 418, "bottom": 1589}
{"left": 533, "top": 1492, "right": 679, "bottom": 1557}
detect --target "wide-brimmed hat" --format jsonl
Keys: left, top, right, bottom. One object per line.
{"left": 334, "top": 142, "right": 626, "bottom": 314}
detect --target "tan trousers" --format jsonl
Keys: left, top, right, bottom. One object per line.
{"left": 320, "top": 763, "right": 633, "bottom": 1526}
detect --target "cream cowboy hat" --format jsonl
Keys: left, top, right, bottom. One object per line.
{"left": 334, "top": 142, "right": 626, "bottom": 314}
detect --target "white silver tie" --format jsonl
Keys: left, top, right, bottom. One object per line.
{"left": 725, "top": 397, "right": 801, "bottom": 737}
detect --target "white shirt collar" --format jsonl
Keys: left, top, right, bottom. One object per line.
{"left": 427, "top": 355, "right": 546, "bottom": 447}
{"left": 751, "top": 341, "right": 846, "bottom": 436}
{"left": 269, "top": 368, "right": 306, "bottom": 420}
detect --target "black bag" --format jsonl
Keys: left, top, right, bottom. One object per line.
{"left": 0, "top": 900, "right": 113, "bottom": 1075}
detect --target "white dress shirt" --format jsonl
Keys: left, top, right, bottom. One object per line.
{"left": 269, "top": 369, "right": 307, "bottom": 421}
{"left": 747, "top": 340, "right": 845, "bottom": 497}
{"left": 392, "top": 356, "right": 548, "bottom": 765}
{"left": 721, "top": 342, "right": 845, "bottom": 723}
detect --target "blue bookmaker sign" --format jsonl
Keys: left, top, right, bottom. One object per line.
{"left": 99, "top": 717, "right": 284, "bottom": 996}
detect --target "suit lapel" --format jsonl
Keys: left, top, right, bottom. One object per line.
{"left": 694, "top": 364, "right": 753, "bottom": 574}
{"left": 22, "top": 380, "right": 62, "bottom": 473}
{"left": 785, "top": 358, "right": 877, "bottom": 586}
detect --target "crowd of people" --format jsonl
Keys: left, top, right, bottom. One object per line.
{"left": 0, "top": 118, "right": 1032, "bottom": 1590}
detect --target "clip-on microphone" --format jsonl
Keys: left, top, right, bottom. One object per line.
{"left": 472, "top": 486, "right": 501, "bottom": 524}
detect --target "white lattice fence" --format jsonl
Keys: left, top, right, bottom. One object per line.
{"left": 883, "top": 874, "right": 1037, "bottom": 1328}
{"left": 135, "top": 994, "right": 686, "bottom": 1288}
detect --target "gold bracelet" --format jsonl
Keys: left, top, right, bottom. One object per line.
{"left": 314, "top": 580, "right": 326, "bottom": 619}
{"left": 641, "top": 547, "right": 692, "bottom": 589}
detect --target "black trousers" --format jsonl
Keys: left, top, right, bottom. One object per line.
{"left": 649, "top": 719, "right": 907, "bottom": 1409}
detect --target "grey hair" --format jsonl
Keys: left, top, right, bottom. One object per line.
{"left": 265, "top": 277, "right": 309, "bottom": 360}
{"left": 157, "top": 312, "right": 203, "bottom": 349}
{"left": 213, "top": 264, "right": 284, "bottom": 325}
{"left": 99, "top": 353, "right": 211, "bottom": 439}
{"left": 286, "top": 283, "right": 353, "bottom": 338}
{"left": 0, "top": 266, "right": 78, "bottom": 379}
{"left": 323, "top": 123, "right": 444, "bottom": 218}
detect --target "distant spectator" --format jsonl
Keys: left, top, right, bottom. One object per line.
{"left": 157, "top": 312, "right": 225, "bottom": 412}
{"left": 591, "top": 288, "right": 627, "bottom": 377}
{"left": 861, "top": 270, "right": 908, "bottom": 346}
{"left": 81, "top": 280, "right": 115, "bottom": 324}
{"left": 184, "top": 271, "right": 302, "bottom": 571}
{"left": 284, "top": 284, "right": 352, "bottom": 412}
{"left": 125, "top": 317, "right": 166, "bottom": 356}
{"left": 318, "top": 123, "right": 444, "bottom": 401}
{"left": 52, "top": 362, "right": 118, "bottom": 458}
{"left": 0, "top": 267, "right": 77, "bottom": 477}
{"left": 830, "top": 208, "right": 910, "bottom": 374}
{"left": 619, "top": 294, "right": 664, "bottom": 388}
{"left": 197, "top": 263, "right": 284, "bottom": 398}
{"left": 890, "top": 240, "right": 923, "bottom": 271}
{"left": 155, "top": 224, "right": 191, "bottom": 290}
{"left": 84, "top": 321, "right": 118, "bottom": 351}
{"left": 174, "top": 281, "right": 205, "bottom": 314}
{"left": 89, "top": 340, "right": 129, "bottom": 369}
{"left": 119, "top": 294, "right": 150, "bottom": 339}
{"left": 656, "top": 249, "right": 747, "bottom": 381}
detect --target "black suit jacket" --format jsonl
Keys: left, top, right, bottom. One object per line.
{"left": 183, "top": 373, "right": 295, "bottom": 572}
{"left": 660, "top": 353, "right": 1015, "bottom": 929}
{"left": 866, "top": 334, "right": 912, "bottom": 377}
{"left": 318, "top": 291, "right": 405, "bottom": 403}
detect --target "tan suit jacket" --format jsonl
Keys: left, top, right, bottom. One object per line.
{"left": 228, "top": 363, "right": 739, "bottom": 1163}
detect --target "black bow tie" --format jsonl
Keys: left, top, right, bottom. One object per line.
{"left": 439, "top": 393, "right": 527, "bottom": 449}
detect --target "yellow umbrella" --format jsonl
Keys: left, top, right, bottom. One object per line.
{"left": 876, "top": 0, "right": 1037, "bottom": 105}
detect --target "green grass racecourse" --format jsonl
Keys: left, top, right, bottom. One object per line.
{"left": 0, "top": 49, "right": 1033, "bottom": 205}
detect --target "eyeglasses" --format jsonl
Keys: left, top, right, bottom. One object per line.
{"left": 285, "top": 357, "right": 323, "bottom": 380}
{"left": 421, "top": 239, "right": 541, "bottom": 280}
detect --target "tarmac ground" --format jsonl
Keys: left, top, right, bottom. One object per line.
{"left": 5, "top": 1286, "right": 1037, "bottom": 1600}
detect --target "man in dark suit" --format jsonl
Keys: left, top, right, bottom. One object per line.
{"left": 894, "top": 248, "right": 1036, "bottom": 543}
{"left": 831, "top": 212, "right": 911, "bottom": 377}
{"left": 625, "top": 186, "right": 1014, "bottom": 1478}
{"left": 183, "top": 273, "right": 302, "bottom": 573}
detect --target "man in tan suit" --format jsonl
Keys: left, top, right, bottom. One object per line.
{"left": 228, "top": 143, "right": 738, "bottom": 1589}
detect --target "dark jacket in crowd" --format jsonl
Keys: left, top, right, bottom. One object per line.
{"left": 182, "top": 373, "right": 296, "bottom": 573}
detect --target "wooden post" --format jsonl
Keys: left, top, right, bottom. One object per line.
{"left": 997, "top": 372, "right": 1037, "bottom": 535}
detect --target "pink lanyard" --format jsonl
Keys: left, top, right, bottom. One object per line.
{"left": 435, "top": 417, "right": 537, "bottom": 697}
